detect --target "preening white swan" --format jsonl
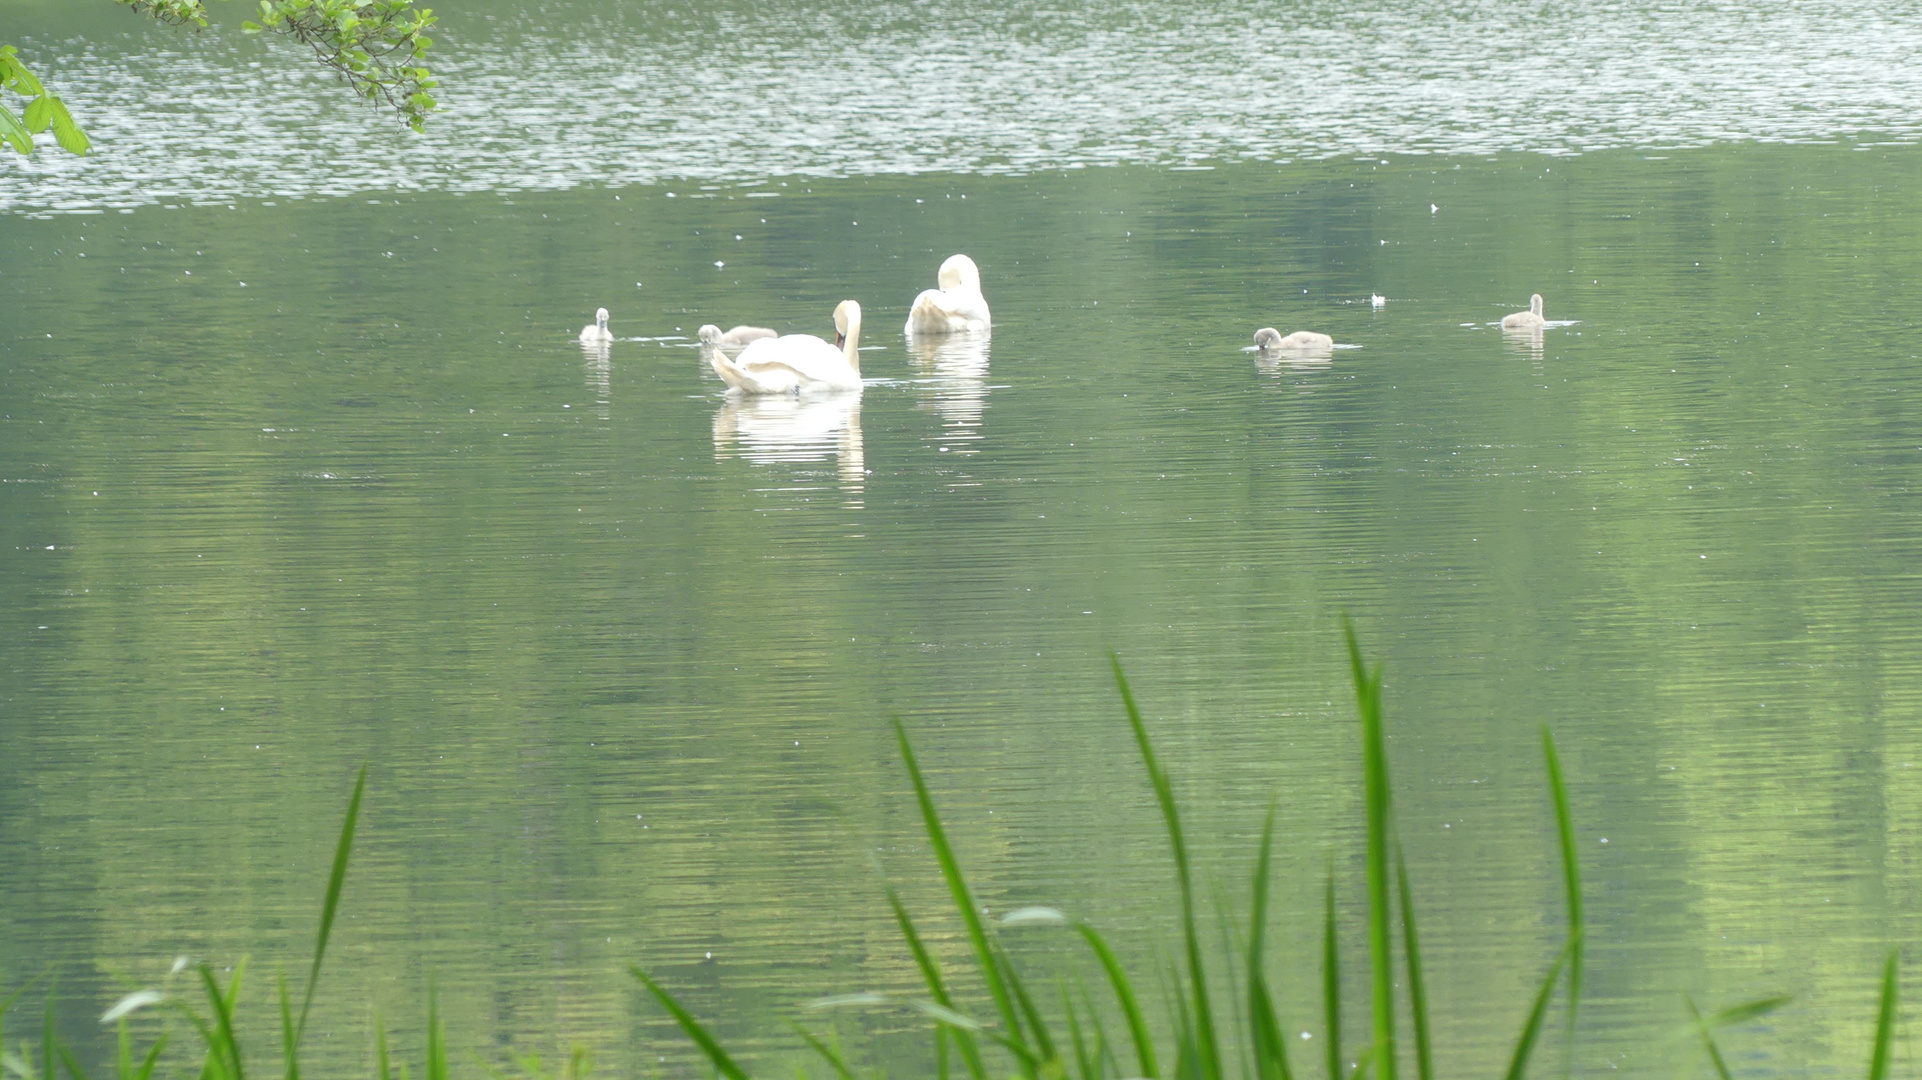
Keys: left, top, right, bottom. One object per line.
{"left": 905, "top": 254, "right": 991, "bottom": 335}
{"left": 1501, "top": 294, "right": 1546, "bottom": 330}
{"left": 579, "top": 308, "right": 614, "bottom": 343}
{"left": 710, "top": 301, "right": 864, "bottom": 394}
{"left": 1254, "top": 327, "right": 1334, "bottom": 351}
{"left": 697, "top": 324, "right": 778, "bottom": 349}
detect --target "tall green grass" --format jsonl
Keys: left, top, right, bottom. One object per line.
{"left": 632, "top": 626, "right": 1896, "bottom": 1080}
{"left": 0, "top": 631, "right": 1904, "bottom": 1078}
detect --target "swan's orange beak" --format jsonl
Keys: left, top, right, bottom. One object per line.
{"left": 835, "top": 332, "right": 846, "bottom": 347}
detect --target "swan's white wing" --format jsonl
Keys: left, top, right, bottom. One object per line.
{"left": 730, "top": 334, "right": 861, "bottom": 392}
{"left": 906, "top": 288, "right": 991, "bottom": 335}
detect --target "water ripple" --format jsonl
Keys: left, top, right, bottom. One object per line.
{"left": 6, "top": 0, "right": 1922, "bottom": 213}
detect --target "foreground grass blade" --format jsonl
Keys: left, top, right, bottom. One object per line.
{"left": 42, "top": 994, "right": 57, "bottom": 1080}
{"left": 886, "top": 887, "right": 988, "bottom": 1080}
{"left": 1683, "top": 995, "right": 1733, "bottom": 1080}
{"left": 1078, "top": 925, "right": 1158, "bottom": 1079}
{"left": 374, "top": 1011, "right": 392, "bottom": 1080}
{"left": 1112, "top": 655, "right": 1221, "bottom": 1080}
{"left": 299, "top": 764, "right": 367, "bottom": 1045}
{"left": 425, "top": 980, "right": 446, "bottom": 1080}
{"left": 789, "top": 1023, "right": 856, "bottom": 1080}
{"left": 52, "top": 1028, "right": 89, "bottom": 1080}
{"left": 1323, "top": 867, "right": 1342, "bottom": 1080}
{"left": 894, "top": 719, "right": 1028, "bottom": 1069}
{"left": 1062, "top": 984, "right": 1096, "bottom": 1080}
{"left": 1707, "top": 995, "right": 1790, "bottom": 1029}
{"left": 278, "top": 976, "right": 297, "bottom": 1080}
{"left": 996, "top": 941, "right": 1057, "bottom": 1068}
{"left": 1344, "top": 623, "right": 1396, "bottom": 1080}
{"left": 1393, "top": 844, "right": 1432, "bottom": 1080}
{"left": 198, "top": 961, "right": 248, "bottom": 1080}
{"left": 134, "top": 1034, "right": 165, "bottom": 1080}
{"left": 1501, "top": 939, "right": 1574, "bottom": 1080}
{"left": 1683, "top": 992, "right": 1787, "bottom": 1080}
{"left": 1541, "top": 730, "right": 1584, "bottom": 1052}
{"left": 1248, "top": 801, "right": 1294, "bottom": 1080}
{"left": 1869, "top": 952, "right": 1897, "bottom": 1080}
{"left": 630, "top": 967, "right": 751, "bottom": 1080}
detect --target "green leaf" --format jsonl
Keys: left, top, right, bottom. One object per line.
{"left": 0, "top": 103, "right": 33, "bottom": 154}
{"left": 1, "top": 52, "right": 45, "bottom": 98}
{"left": 47, "top": 99, "right": 87, "bottom": 155}
{"left": 22, "top": 95, "right": 52, "bottom": 134}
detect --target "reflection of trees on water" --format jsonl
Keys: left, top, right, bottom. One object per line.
{"left": 712, "top": 391, "right": 865, "bottom": 502}
{"left": 907, "top": 333, "right": 991, "bottom": 453}
{"left": 580, "top": 340, "right": 611, "bottom": 420}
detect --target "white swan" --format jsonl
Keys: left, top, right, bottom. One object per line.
{"left": 905, "top": 254, "right": 991, "bottom": 335}
{"left": 579, "top": 307, "right": 614, "bottom": 343}
{"left": 710, "top": 301, "right": 864, "bottom": 394}
{"left": 1254, "top": 327, "right": 1334, "bottom": 351}
{"left": 697, "top": 324, "right": 778, "bottom": 349}
{"left": 1501, "top": 294, "right": 1546, "bottom": 330}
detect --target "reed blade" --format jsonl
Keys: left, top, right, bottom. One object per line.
{"left": 1112, "top": 655, "right": 1221, "bottom": 1080}
{"left": 1247, "top": 801, "right": 1293, "bottom": 1080}
{"left": 1683, "top": 995, "right": 1733, "bottom": 1080}
{"left": 1077, "top": 925, "right": 1158, "bottom": 1079}
{"left": 997, "top": 942, "right": 1057, "bottom": 1068}
{"left": 1393, "top": 845, "right": 1432, "bottom": 1080}
{"left": 135, "top": 1035, "right": 166, "bottom": 1080}
{"left": 278, "top": 975, "right": 297, "bottom": 1080}
{"left": 52, "top": 1030, "right": 89, "bottom": 1080}
{"left": 424, "top": 980, "right": 446, "bottom": 1080}
{"left": 1344, "top": 622, "right": 1396, "bottom": 1080}
{"left": 1501, "top": 939, "right": 1573, "bottom": 1080}
{"left": 199, "top": 963, "right": 247, "bottom": 1080}
{"left": 374, "top": 1011, "right": 392, "bottom": 1080}
{"left": 893, "top": 719, "right": 1029, "bottom": 1069}
{"left": 1322, "top": 867, "right": 1342, "bottom": 1080}
{"left": 1706, "top": 995, "right": 1789, "bottom": 1029}
{"left": 629, "top": 967, "right": 751, "bottom": 1080}
{"left": 789, "top": 1023, "right": 857, "bottom": 1080}
{"left": 1541, "top": 729, "right": 1584, "bottom": 1052}
{"left": 1062, "top": 984, "right": 1097, "bottom": 1080}
{"left": 300, "top": 765, "right": 366, "bottom": 1045}
{"left": 1869, "top": 952, "right": 1898, "bottom": 1080}
{"left": 886, "top": 887, "right": 987, "bottom": 1080}
{"left": 42, "top": 995, "right": 57, "bottom": 1080}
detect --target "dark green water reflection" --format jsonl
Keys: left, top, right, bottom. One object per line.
{"left": 4, "top": 145, "right": 1922, "bottom": 1076}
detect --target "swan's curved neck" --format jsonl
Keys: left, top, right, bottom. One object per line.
{"left": 841, "top": 315, "right": 862, "bottom": 372}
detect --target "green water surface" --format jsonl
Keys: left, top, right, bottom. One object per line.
{"left": 4, "top": 145, "right": 1922, "bottom": 1076}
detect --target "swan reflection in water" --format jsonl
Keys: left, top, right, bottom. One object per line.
{"left": 1501, "top": 323, "right": 1546, "bottom": 360}
{"left": 712, "top": 391, "right": 866, "bottom": 502}
{"left": 906, "top": 332, "right": 990, "bottom": 453}
{"left": 580, "top": 339, "right": 612, "bottom": 419}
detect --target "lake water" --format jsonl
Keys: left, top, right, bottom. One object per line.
{"left": 5, "top": 2, "right": 1922, "bottom": 1077}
